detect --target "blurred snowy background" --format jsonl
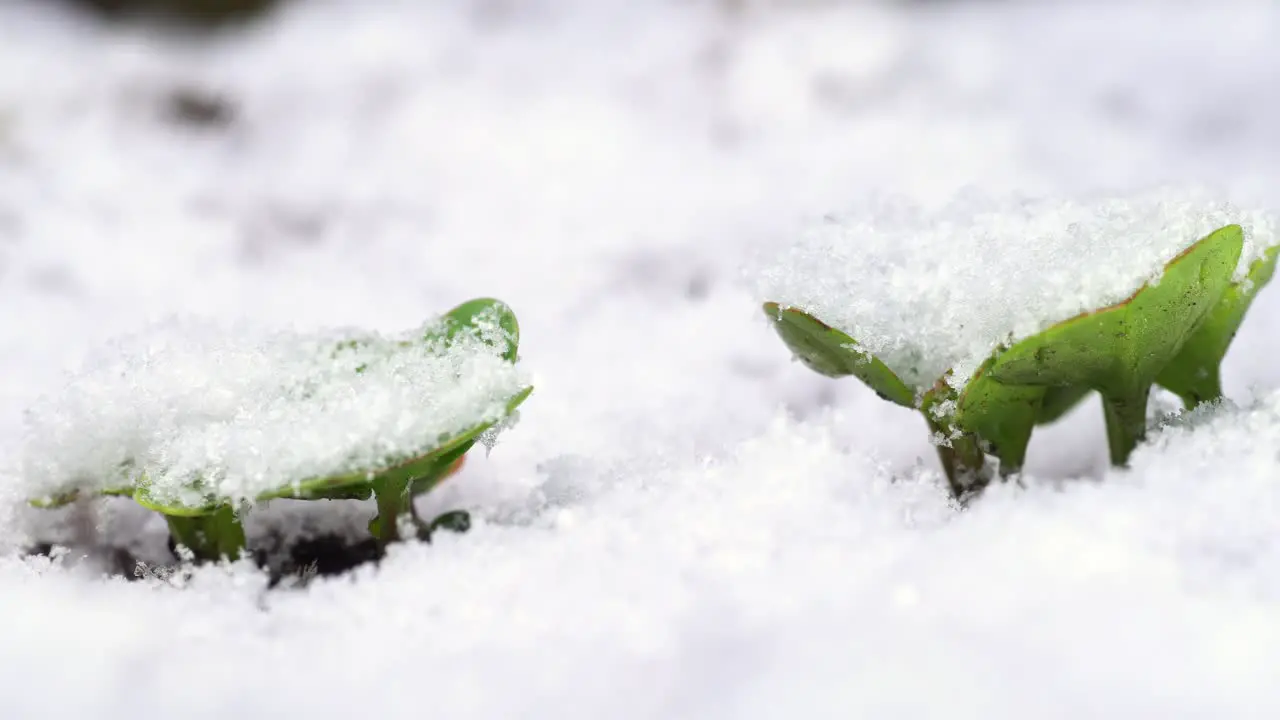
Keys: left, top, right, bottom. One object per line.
{"left": 2, "top": 0, "right": 1280, "bottom": 717}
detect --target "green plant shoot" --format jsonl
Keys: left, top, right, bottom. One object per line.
{"left": 764, "top": 224, "right": 1252, "bottom": 497}
{"left": 27, "top": 297, "right": 533, "bottom": 560}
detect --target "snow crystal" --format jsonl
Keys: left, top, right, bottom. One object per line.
{"left": 753, "top": 188, "right": 1280, "bottom": 389}
{"left": 18, "top": 312, "right": 528, "bottom": 507}
{"left": 1138, "top": 391, "right": 1280, "bottom": 477}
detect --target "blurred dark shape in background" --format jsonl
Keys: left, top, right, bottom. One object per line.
{"left": 59, "top": 0, "right": 282, "bottom": 26}
{"left": 165, "top": 87, "right": 237, "bottom": 129}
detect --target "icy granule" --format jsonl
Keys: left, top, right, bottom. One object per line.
{"left": 17, "top": 312, "right": 528, "bottom": 508}
{"left": 1139, "top": 391, "right": 1280, "bottom": 470}
{"left": 753, "top": 188, "right": 1280, "bottom": 390}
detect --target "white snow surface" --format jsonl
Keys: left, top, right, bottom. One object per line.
{"left": 2, "top": 0, "right": 1280, "bottom": 717}
{"left": 754, "top": 189, "right": 1280, "bottom": 388}
{"left": 19, "top": 312, "right": 526, "bottom": 507}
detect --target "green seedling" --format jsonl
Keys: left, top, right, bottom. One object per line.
{"left": 761, "top": 302, "right": 1004, "bottom": 497}
{"left": 28, "top": 298, "right": 532, "bottom": 561}
{"left": 761, "top": 301, "right": 1054, "bottom": 496}
{"left": 962, "top": 255, "right": 1268, "bottom": 440}
{"left": 1156, "top": 245, "right": 1280, "bottom": 408}
{"left": 984, "top": 224, "right": 1241, "bottom": 465}
{"left": 765, "top": 224, "right": 1251, "bottom": 499}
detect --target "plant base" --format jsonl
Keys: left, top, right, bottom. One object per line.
{"left": 165, "top": 505, "right": 247, "bottom": 562}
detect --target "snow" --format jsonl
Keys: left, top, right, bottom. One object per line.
{"left": 19, "top": 311, "right": 526, "bottom": 508}
{"left": 753, "top": 189, "right": 1280, "bottom": 389}
{"left": 1, "top": 0, "right": 1280, "bottom": 717}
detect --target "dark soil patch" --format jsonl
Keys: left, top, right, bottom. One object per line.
{"left": 22, "top": 541, "right": 146, "bottom": 579}
{"left": 263, "top": 533, "right": 384, "bottom": 587}
{"left": 21, "top": 508, "right": 471, "bottom": 586}
{"left": 23, "top": 532, "right": 386, "bottom": 587}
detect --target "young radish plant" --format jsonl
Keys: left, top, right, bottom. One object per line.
{"left": 24, "top": 298, "right": 532, "bottom": 561}
{"left": 756, "top": 192, "right": 1279, "bottom": 501}
{"left": 1156, "top": 245, "right": 1280, "bottom": 408}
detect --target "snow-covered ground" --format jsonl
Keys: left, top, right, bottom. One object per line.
{"left": 3, "top": 0, "right": 1280, "bottom": 716}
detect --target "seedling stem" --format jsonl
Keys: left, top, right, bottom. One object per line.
{"left": 166, "top": 505, "right": 246, "bottom": 562}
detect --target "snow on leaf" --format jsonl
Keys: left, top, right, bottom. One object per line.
{"left": 19, "top": 303, "right": 530, "bottom": 509}
{"left": 752, "top": 188, "right": 1279, "bottom": 389}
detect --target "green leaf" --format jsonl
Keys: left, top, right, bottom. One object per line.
{"left": 342, "top": 297, "right": 522, "bottom": 372}
{"left": 258, "top": 385, "right": 533, "bottom": 502}
{"left": 254, "top": 299, "right": 532, "bottom": 505}
{"left": 940, "top": 373, "right": 1089, "bottom": 488}
{"left": 165, "top": 505, "right": 246, "bottom": 562}
{"left": 28, "top": 492, "right": 79, "bottom": 509}
{"left": 1157, "top": 244, "right": 1280, "bottom": 407}
{"left": 293, "top": 484, "right": 375, "bottom": 501}
{"left": 408, "top": 439, "right": 474, "bottom": 497}
{"left": 424, "top": 509, "right": 471, "bottom": 538}
{"left": 985, "top": 224, "right": 1243, "bottom": 465}
{"left": 762, "top": 302, "right": 916, "bottom": 407}
{"left": 423, "top": 297, "right": 521, "bottom": 362}
{"left": 134, "top": 476, "right": 220, "bottom": 517}
{"left": 34, "top": 298, "right": 531, "bottom": 537}
{"left": 954, "top": 364, "right": 1048, "bottom": 475}
{"left": 28, "top": 484, "right": 135, "bottom": 509}
{"left": 28, "top": 459, "right": 140, "bottom": 508}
